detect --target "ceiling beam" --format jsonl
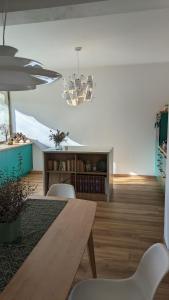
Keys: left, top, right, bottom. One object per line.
{"left": 0, "top": 0, "right": 106, "bottom": 12}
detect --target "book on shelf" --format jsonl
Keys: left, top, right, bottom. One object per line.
{"left": 47, "top": 159, "right": 75, "bottom": 172}
{"left": 76, "top": 159, "right": 85, "bottom": 172}
{"left": 62, "top": 161, "right": 66, "bottom": 171}
{"left": 71, "top": 174, "right": 75, "bottom": 188}
{"left": 95, "top": 176, "right": 99, "bottom": 193}
{"left": 67, "top": 160, "right": 70, "bottom": 172}
{"left": 53, "top": 160, "right": 58, "bottom": 171}
{"left": 76, "top": 174, "right": 105, "bottom": 194}
{"left": 47, "top": 160, "right": 53, "bottom": 170}
{"left": 70, "top": 159, "right": 74, "bottom": 172}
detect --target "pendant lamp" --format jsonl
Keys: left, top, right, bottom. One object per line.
{"left": 63, "top": 47, "right": 94, "bottom": 106}
{"left": 0, "top": 11, "right": 62, "bottom": 91}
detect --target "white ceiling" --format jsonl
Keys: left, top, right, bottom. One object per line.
{"left": 1, "top": 2, "right": 169, "bottom": 68}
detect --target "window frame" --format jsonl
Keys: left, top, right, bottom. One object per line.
{"left": 0, "top": 92, "right": 12, "bottom": 144}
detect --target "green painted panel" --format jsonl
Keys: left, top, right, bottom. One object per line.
{"left": 0, "top": 144, "right": 33, "bottom": 179}
{"left": 159, "top": 112, "right": 168, "bottom": 145}
{"left": 155, "top": 111, "right": 168, "bottom": 190}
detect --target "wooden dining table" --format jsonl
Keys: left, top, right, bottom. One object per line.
{"left": 0, "top": 196, "right": 97, "bottom": 300}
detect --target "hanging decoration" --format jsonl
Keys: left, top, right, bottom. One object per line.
{"left": 63, "top": 47, "right": 94, "bottom": 106}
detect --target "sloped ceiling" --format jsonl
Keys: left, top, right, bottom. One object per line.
{"left": 1, "top": 0, "right": 169, "bottom": 13}
{"left": 0, "top": 0, "right": 106, "bottom": 12}
{"left": 2, "top": 8, "right": 169, "bottom": 68}
{"left": 0, "top": 1, "right": 169, "bottom": 67}
{"left": 2, "top": 0, "right": 169, "bottom": 25}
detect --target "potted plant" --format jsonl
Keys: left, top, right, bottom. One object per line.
{"left": 49, "top": 129, "right": 69, "bottom": 150}
{"left": 0, "top": 170, "right": 35, "bottom": 243}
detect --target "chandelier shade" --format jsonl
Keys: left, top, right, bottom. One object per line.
{"left": 0, "top": 45, "right": 62, "bottom": 91}
{"left": 63, "top": 47, "right": 94, "bottom": 106}
{"left": 0, "top": 9, "right": 62, "bottom": 91}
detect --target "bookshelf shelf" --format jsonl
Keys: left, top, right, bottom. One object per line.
{"left": 46, "top": 170, "right": 106, "bottom": 175}
{"left": 46, "top": 170, "right": 76, "bottom": 174}
{"left": 43, "top": 147, "right": 113, "bottom": 201}
{"left": 76, "top": 171, "right": 107, "bottom": 176}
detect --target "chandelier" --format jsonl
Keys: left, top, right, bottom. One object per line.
{"left": 0, "top": 11, "right": 62, "bottom": 91}
{"left": 63, "top": 47, "right": 94, "bottom": 106}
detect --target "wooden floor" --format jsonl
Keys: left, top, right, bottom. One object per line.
{"left": 26, "top": 173, "right": 169, "bottom": 300}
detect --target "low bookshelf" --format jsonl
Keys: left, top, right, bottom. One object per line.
{"left": 43, "top": 147, "right": 113, "bottom": 201}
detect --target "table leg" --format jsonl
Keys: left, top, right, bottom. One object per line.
{"left": 87, "top": 230, "right": 97, "bottom": 278}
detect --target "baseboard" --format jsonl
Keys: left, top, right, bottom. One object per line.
{"left": 31, "top": 170, "right": 43, "bottom": 174}
{"left": 113, "top": 174, "right": 156, "bottom": 179}
{"left": 30, "top": 171, "right": 156, "bottom": 179}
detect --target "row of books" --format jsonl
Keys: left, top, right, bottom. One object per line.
{"left": 47, "top": 159, "right": 75, "bottom": 172}
{"left": 72, "top": 174, "right": 105, "bottom": 193}
{"left": 47, "top": 159, "right": 94, "bottom": 172}
{"left": 47, "top": 159, "right": 106, "bottom": 173}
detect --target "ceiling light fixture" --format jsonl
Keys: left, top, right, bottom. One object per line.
{"left": 63, "top": 47, "right": 94, "bottom": 106}
{"left": 0, "top": 11, "right": 62, "bottom": 91}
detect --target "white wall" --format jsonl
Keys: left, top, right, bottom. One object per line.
{"left": 11, "top": 63, "right": 169, "bottom": 174}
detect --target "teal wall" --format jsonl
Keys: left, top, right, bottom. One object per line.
{"left": 0, "top": 144, "right": 33, "bottom": 179}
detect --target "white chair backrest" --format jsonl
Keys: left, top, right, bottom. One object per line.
{"left": 47, "top": 183, "right": 76, "bottom": 199}
{"left": 134, "top": 243, "right": 169, "bottom": 300}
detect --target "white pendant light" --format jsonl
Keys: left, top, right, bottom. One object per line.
{"left": 63, "top": 47, "right": 94, "bottom": 106}
{"left": 0, "top": 11, "right": 62, "bottom": 91}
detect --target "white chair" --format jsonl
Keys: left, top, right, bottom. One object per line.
{"left": 47, "top": 183, "right": 76, "bottom": 199}
{"left": 68, "top": 243, "right": 169, "bottom": 300}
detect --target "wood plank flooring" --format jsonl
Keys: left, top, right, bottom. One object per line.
{"left": 25, "top": 172, "right": 169, "bottom": 300}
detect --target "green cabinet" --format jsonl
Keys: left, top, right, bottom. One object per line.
{"left": 159, "top": 111, "right": 168, "bottom": 145}
{"left": 0, "top": 144, "right": 33, "bottom": 178}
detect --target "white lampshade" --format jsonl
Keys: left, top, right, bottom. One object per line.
{"left": 0, "top": 45, "right": 62, "bottom": 91}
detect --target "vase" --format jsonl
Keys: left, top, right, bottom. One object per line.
{"left": 0, "top": 215, "right": 21, "bottom": 243}
{"left": 55, "top": 144, "right": 63, "bottom": 150}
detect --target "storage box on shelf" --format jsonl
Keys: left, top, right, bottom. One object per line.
{"left": 43, "top": 147, "right": 113, "bottom": 201}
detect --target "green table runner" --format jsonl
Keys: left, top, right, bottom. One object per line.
{"left": 0, "top": 199, "right": 66, "bottom": 291}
